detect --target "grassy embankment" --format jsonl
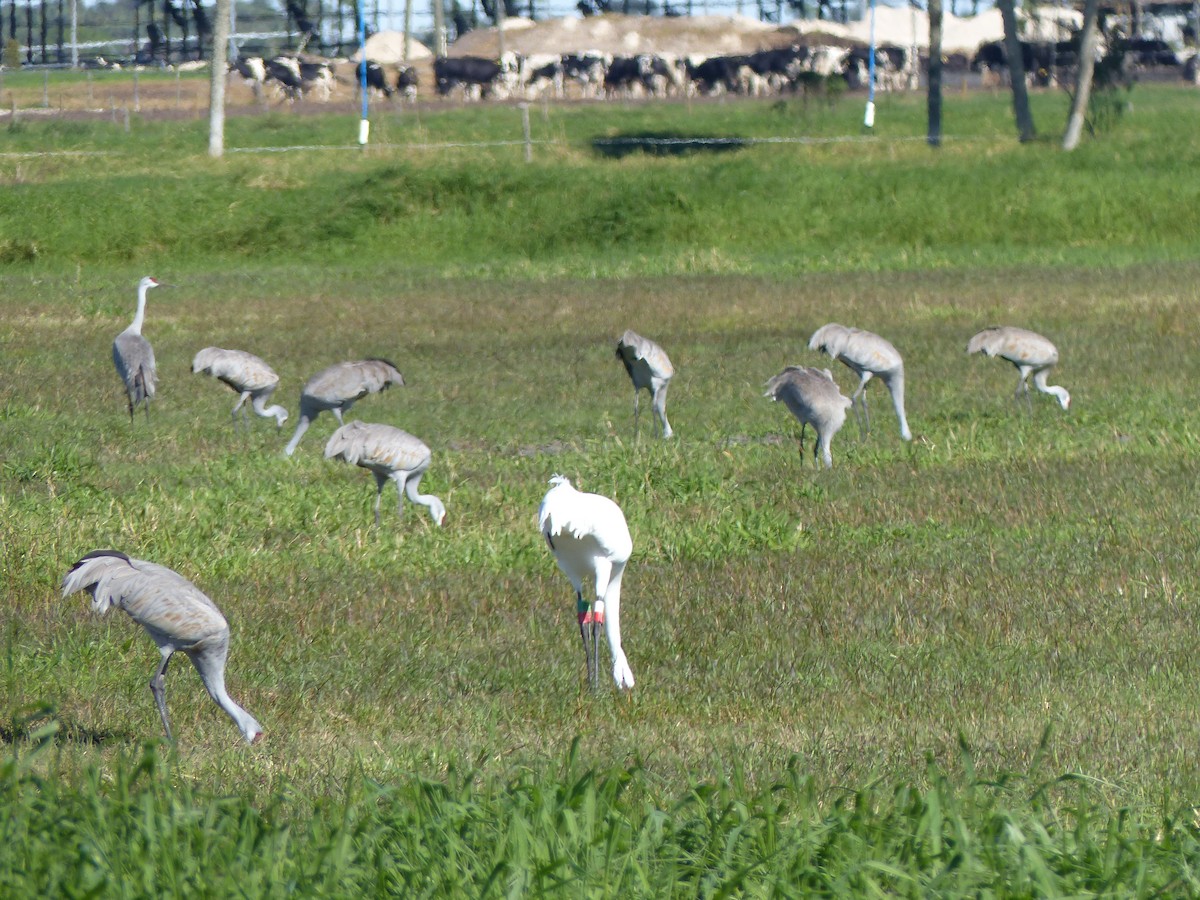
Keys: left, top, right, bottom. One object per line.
{"left": 3, "top": 83, "right": 1200, "bottom": 893}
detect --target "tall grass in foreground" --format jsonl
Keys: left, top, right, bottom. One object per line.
{"left": 4, "top": 727, "right": 1197, "bottom": 897}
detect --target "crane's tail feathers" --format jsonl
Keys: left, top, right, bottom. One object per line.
{"left": 62, "top": 550, "right": 134, "bottom": 613}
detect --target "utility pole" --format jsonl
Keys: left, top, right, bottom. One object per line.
{"left": 208, "top": 0, "right": 231, "bottom": 157}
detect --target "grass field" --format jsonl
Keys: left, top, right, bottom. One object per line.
{"left": 4, "top": 81, "right": 1200, "bottom": 893}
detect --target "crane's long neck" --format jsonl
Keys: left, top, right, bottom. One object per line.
{"left": 404, "top": 478, "right": 446, "bottom": 525}
{"left": 195, "top": 660, "right": 263, "bottom": 743}
{"left": 882, "top": 370, "right": 912, "bottom": 441}
{"left": 251, "top": 395, "right": 287, "bottom": 423}
{"left": 129, "top": 282, "right": 150, "bottom": 334}
{"left": 1032, "top": 370, "right": 1071, "bottom": 410}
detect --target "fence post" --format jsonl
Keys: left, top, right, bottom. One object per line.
{"left": 133, "top": 69, "right": 140, "bottom": 112}
{"left": 518, "top": 102, "right": 532, "bottom": 163}
{"left": 42, "top": 70, "right": 49, "bottom": 108}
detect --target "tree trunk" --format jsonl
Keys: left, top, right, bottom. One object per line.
{"left": 1062, "top": 0, "right": 1101, "bottom": 150}
{"left": 927, "top": 0, "right": 943, "bottom": 147}
{"left": 997, "top": 0, "right": 1035, "bottom": 141}
{"left": 208, "top": 0, "right": 230, "bottom": 158}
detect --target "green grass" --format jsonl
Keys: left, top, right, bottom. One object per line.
{"left": 5, "top": 84, "right": 1200, "bottom": 893}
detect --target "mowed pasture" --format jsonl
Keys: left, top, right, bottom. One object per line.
{"left": 4, "top": 84, "right": 1200, "bottom": 892}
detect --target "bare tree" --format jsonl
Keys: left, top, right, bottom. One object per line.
{"left": 997, "top": 0, "right": 1035, "bottom": 141}
{"left": 1063, "top": 0, "right": 1101, "bottom": 150}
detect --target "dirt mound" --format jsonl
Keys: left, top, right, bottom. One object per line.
{"left": 447, "top": 13, "right": 824, "bottom": 59}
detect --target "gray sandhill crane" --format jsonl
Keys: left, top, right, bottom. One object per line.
{"left": 615, "top": 330, "right": 675, "bottom": 439}
{"left": 324, "top": 421, "right": 446, "bottom": 527}
{"left": 808, "top": 323, "right": 912, "bottom": 441}
{"left": 967, "top": 326, "right": 1071, "bottom": 411}
{"left": 191, "top": 347, "right": 288, "bottom": 431}
{"left": 764, "top": 366, "right": 854, "bottom": 469}
{"left": 283, "top": 358, "right": 405, "bottom": 456}
{"left": 112, "top": 276, "right": 162, "bottom": 422}
{"left": 538, "top": 475, "right": 635, "bottom": 691}
{"left": 61, "top": 550, "right": 263, "bottom": 744}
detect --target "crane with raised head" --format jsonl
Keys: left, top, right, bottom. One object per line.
{"left": 112, "top": 276, "right": 162, "bottom": 422}
{"left": 808, "top": 323, "right": 912, "bottom": 441}
{"left": 192, "top": 347, "right": 288, "bottom": 431}
{"left": 615, "top": 330, "right": 675, "bottom": 439}
{"left": 538, "top": 475, "right": 635, "bottom": 691}
{"left": 61, "top": 550, "right": 263, "bottom": 744}
{"left": 967, "top": 326, "right": 1070, "bottom": 411}
{"left": 283, "top": 358, "right": 404, "bottom": 456}
{"left": 764, "top": 365, "right": 853, "bottom": 469}
{"left": 324, "top": 421, "right": 446, "bottom": 527}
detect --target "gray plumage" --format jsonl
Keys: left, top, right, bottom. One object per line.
{"left": 808, "top": 323, "right": 912, "bottom": 441}
{"left": 112, "top": 276, "right": 162, "bottom": 422}
{"left": 615, "top": 329, "right": 675, "bottom": 439}
{"left": 61, "top": 550, "right": 263, "bottom": 744}
{"left": 283, "top": 358, "right": 405, "bottom": 456}
{"left": 764, "top": 365, "right": 854, "bottom": 468}
{"left": 192, "top": 347, "right": 288, "bottom": 430}
{"left": 324, "top": 420, "right": 446, "bottom": 527}
{"left": 967, "top": 326, "right": 1071, "bottom": 411}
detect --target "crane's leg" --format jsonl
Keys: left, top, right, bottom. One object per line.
{"left": 373, "top": 472, "right": 388, "bottom": 527}
{"left": 632, "top": 390, "right": 642, "bottom": 442}
{"left": 393, "top": 473, "right": 409, "bottom": 519}
{"left": 851, "top": 374, "right": 871, "bottom": 440}
{"left": 232, "top": 392, "right": 252, "bottom": 434}
{"left": 332, "top": 407, "right": 346, "bottom": 426}
{"left": 577, "top": 591, "right": 599, "bottom": 689}
{"left": 150, "top": 651, "right": 174, "bottom": 741}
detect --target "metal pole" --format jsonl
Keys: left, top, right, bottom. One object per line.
{"left": 69, "top": 0, "right": 76, "bottom": 67}
{"left": 519, "top": 102, "right": 531, "bottom": 162}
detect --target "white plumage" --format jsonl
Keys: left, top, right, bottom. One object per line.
{"left": 324, "top": 421, "right": 446, "bottom": 527}
{"left": 967, "top": 326, "right": 1070, "bottom": 411}
{"left": 808, "top": 323, "right": 912, "bottom": 441}
{"left": 764, "top": 365, "right": 854, "bottom": 469}
{"left": 191, "top": 347, "right": 288, "bottom": 429}
{"left": 112, "top": 276, "right": 162, "bottom": 422}
{"left": 615, "top": 330, "right": 675, "bottom": 439}
{"left": 283, "top": 358, "right": 405, "bottom": 456}
{"left": 61, "top": 550, "right": 263, "bottom": 744}
{"left": 538, "top": 475, "right": 635, "bottom": 690}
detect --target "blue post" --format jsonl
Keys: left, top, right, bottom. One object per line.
{"left": 865, "top": 0, "right": 877, "bottom": 128}
{"left": 357, "top": 1, "right": 369, "bottom": 145}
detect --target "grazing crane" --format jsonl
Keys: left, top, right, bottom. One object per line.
{"left": 61, "top": 550, "right": 263, "bottom": 744}
{"left": 764, "top": 366, "right": 853, "bottom": 468}
{"left": 808, "top": 323, "right": 912, "bottom": 441}
{"left": 967, "top": 326, "right": 1071, "bottom": 411}
{"left": 324, "top": 421, "right": 446, "bottom": 527}
{"left": 283, "top": 358, "right": 405, "bottom": 456}
{"left": 538, "top": 475, "right": 635, "bottom": 691}
{"left": 615, "top": 330, "right": 675, "bottom": 439}
{"left": 191, "top": 347, "right": 288, "bottom": 431}
{"left": 112, "top": 276, "right": 162, "bottom": 422}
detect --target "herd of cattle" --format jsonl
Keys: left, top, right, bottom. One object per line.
{"left": 228, "top": 35, "right": 1197, "bottom": 105}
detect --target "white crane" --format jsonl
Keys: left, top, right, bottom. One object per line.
{"left": 112, "top": 276, "right": 162, "bottom": 422}
{"left": 61, "top": 550, "right": 263, "bottom": 744}
{"left": 191, "top": 347, "right": 289, "bottom": 431}
{"left": 615, "top": 330, "right": 675, "bottom": 439}
{"left": 538, "top": 475, "right": 635, "bottom": 691}
{"left": 808, "top": 323, "right": 912, "bottom": 441}
{"left": 967, "top": 326, "right": 1071, "bottom": 411}
{"left": 764, "top": 366, "right": 853, "bottom": 468}
{"left": 283, "top": 358, "right": 405, "bottom": 456}
{"left": 324, "top": 421, "right": 446, "bottom": 527}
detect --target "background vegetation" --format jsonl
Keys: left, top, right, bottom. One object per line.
{"left": 3, "top": 84, "right": 1200, "bottom": 893}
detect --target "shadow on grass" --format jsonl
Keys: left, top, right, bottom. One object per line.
{"left": 0, "top": 715, "right": 128, "bottom": 747}
{"left": 591, "top": 131, "right": 749, "bottom": 159}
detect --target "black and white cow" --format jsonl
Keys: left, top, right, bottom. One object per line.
{"left": 561, "top": 51, "right": 611, "bottom": 98}
{"left": 434, "top": 55, "right": 516, "bottom": 100}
